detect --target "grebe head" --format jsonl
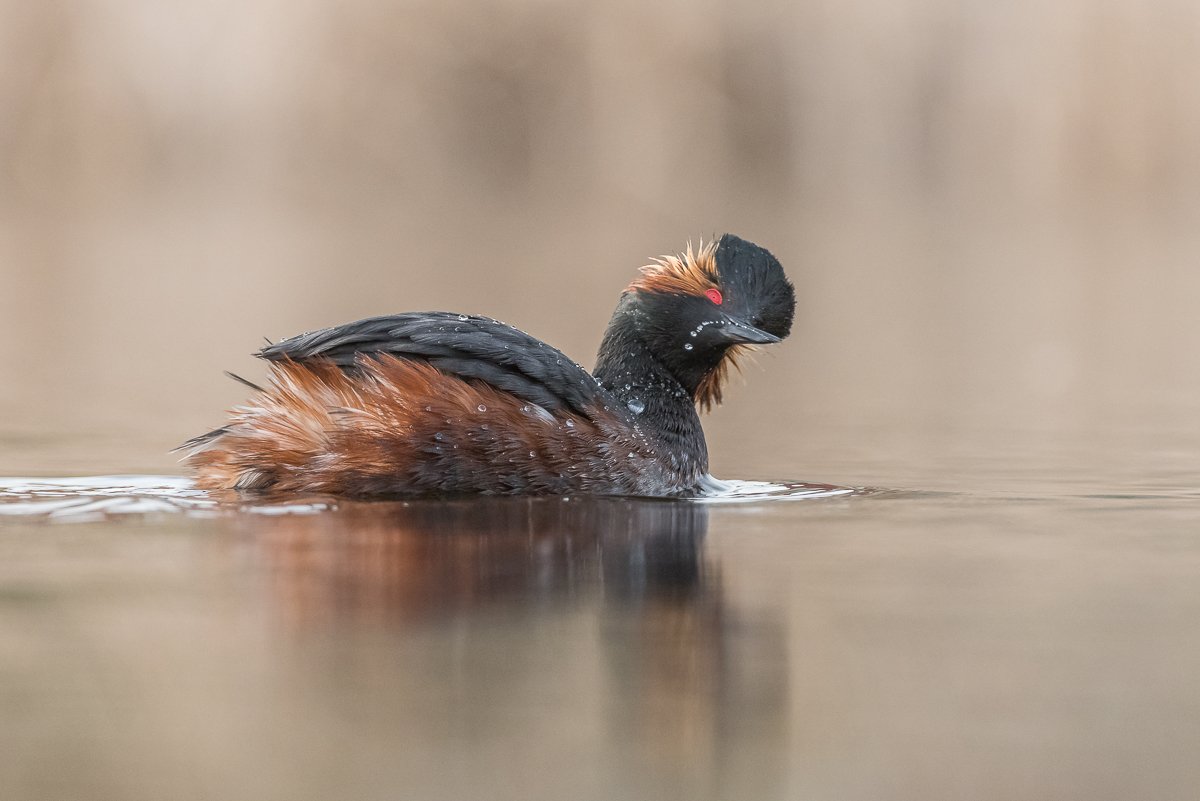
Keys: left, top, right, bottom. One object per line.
{"left": 623, "top": 233, "right": 796, "bottom": 410}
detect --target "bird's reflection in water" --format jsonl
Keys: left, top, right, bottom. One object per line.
{"left": 229, "top": 497, "right": 787, "bottom": 800}
{"left": 233, "top": 497, "right": 710, "bottom": 623}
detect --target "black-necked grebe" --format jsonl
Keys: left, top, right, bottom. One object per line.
{"left": 182, "top": 233, "right": 795, "bottom": 497}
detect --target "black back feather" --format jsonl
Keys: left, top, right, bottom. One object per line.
{"left": 257, "top": 312, "right": 622, "bottom": 419}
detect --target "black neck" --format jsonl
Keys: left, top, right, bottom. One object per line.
{"left": 593, "top": 295, "right": 709, "bottom": 475}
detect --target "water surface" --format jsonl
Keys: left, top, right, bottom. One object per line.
{"left": 1, "top": 444, "right": 1197, "bottom": 801}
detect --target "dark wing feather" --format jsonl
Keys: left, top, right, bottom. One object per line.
{"left": 258, "top": 313, "right": 619, "bottom": 419}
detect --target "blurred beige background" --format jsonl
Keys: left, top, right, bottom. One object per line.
{"left": 1, "top": 0, "right": 1198, "bottom": 477}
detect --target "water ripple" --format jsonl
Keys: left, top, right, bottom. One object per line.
{"left": 0, "top": 474, "right": 868, "bottom": 521}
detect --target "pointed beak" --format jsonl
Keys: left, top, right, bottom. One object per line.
{"left": 718, "top": 314, "right": 782, "bottom": 345}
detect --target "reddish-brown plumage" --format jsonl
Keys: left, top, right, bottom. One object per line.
{"left": 189, "top": 356, "right": 671, "bottom": 498}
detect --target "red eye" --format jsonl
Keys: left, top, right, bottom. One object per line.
{"left": 705, "top": 288, "right": 723, "bottom": 305}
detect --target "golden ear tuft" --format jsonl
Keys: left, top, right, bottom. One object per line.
{"left": 627, "top": 239, "right": 720, "bottom": 296}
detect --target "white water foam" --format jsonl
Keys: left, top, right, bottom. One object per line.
{"left": 693, "top": 475, "right": 862, "bottom": 503}
{"left": 0, "top": 475, "right": 330, "bottom": 521}
{"left": 0, "top": 474, "right": 865, "bottom": 521}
